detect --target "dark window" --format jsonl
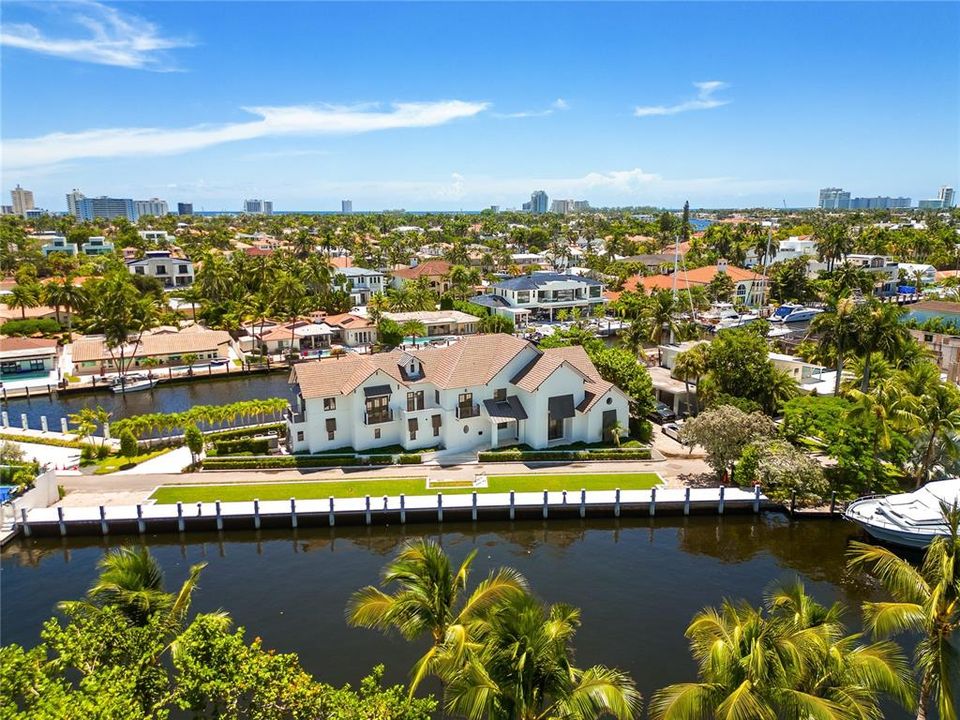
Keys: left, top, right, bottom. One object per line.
{"left": 156, "top": 265, "right": 167, "bottom": 275}
{"left": 435, "top": 390, "right": 440, "bottom": 403}
{"left": 365, "top": 395, "right": 390, "bottom": 424}
{"left": 406, "top": 391, "right": 424, "bottom": 411}
{"left": 494, "top": 388, "right": 506, "bottom": 401}
{"left": 606, "top": 396, "right": 613, "bottom": 405}
{"left": 602, "top": 410, "right": 617, "bottom": 434}
{"left": 374, "top": 428, "right": 381, "bottom": 439}
{"left": 296, "top": 431, "right": 304, "bottom": 442}
{"left": 497, "top": 422, "right": 508, "bottom": 430}
{"left": 548, "top": 416, "right": 564, "bottom": 440}
{"left": 323, "top": 397, "right": 336, "bottom": 411}
{"left": 432, "top": 414, "right": 441, "bottom": 437}
{"left": 29, "top": 359, "right": 45, "bottom": 371}
{"left": 328, "top": 431, "right": 335, "bottom": 441}
{"left": 178, "top": 264, "right": 189, "bottom": 274}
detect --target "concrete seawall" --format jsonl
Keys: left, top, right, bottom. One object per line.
{"left": 12, "top": 486, "right": 766, "bottom": 538}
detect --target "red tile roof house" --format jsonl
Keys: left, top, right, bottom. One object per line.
{"left": 606, "top": 261, "right": 767, "bottom": 305}
{"left": 286, "top": 333, "right": 629, "bottom": 455}
{"left": 0, "top": 336, "right": 60, "bottom": 381}
{"left": 389, "top": 260, "right": 453, "bottom": 293}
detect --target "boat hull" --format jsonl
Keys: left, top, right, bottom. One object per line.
{"left": 845, "top": 515, "right": 943, "bottom": 549}
{"left": 111, "top": 380, "right": 157, "bottom": 394}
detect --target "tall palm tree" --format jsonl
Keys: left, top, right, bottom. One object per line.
{"left": 810, "top": 296, "right": 857, "bottom": 396}
{"left": 847, "top": 505, "right": 960, "bottom": 720}
{"left": 854, "top": 302, "right": 910, "bottom": 393}
{"left": 763, "top": 366, "right": 800, "bottom": 415}
{"left": 346, "top": 538, "right": 528, "bottom": 693}
{"left": 645, "top": 290, "right": 679, "bottom": 363}
{"left": 7, "top": 283, "right": 39, "bottom": 320}
{"left": 650, "top": 580, "right": 914, "bottom": 720}
{"left": 845, "top": 382, "right": 912, "bottom": 492}
{"left": 673, "top": 344, "right": 709, "bottom": 414}
{"left": 902, "top": 379, "right": 960, "bottom": 486}
{"left": 445, "top": 593, "right": 643, "bottom": 720}
{"left": 400, "top": 319, "right": 428, "bottom": 345}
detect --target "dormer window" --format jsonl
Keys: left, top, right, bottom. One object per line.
{"left": 399, "top": 353, "right": 422, "bottom": 380}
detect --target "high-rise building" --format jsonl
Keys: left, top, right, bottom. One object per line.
{"left": 10, "top": 185, "right": 34, "bottom": 217}
{"left": 550, "top": 199, "right": 575, "bottom": 214}
{"left": 849, "top": 196, "right": 911, "bottom": 210}
{"left": 818, "top": 187, "right": 850, "bottom": 209}
{"left": 134, "top": 198, "right": 169, "bottom": 218}
{"left": 76, "top": 196, "right": 136, "bottom": 221}
{"left": 918, "top": 199, "right": 944, "bottom": 210}
{"left": 529, "top": 190, "right": 548, "bottom": 214}
{"left": 66, "top": 189, "right": 85, "bottom": 218}
{"left": 938, "top": 186, "right": 955, "bottom": 208}
{"left": 341, "top": 200, "right": 353, "bottom": 214}
{"left": 177, "top": 202, "right": 194, "bottom": 216}
{"left": 573, "top": 200, "right": 591, "bottom": 211}
{"left": 243, "top": 199, "right": 273, "bottom": 215}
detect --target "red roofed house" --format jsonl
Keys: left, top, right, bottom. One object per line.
{"left": 607, "top": 260, "right": 767, "bottom": 305}
{"left": 389, "top": 259, "right": 452, "bottom": 293}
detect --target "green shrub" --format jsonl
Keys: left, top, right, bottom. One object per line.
{"left": 212, "top": 437, "right": 270, "bottom": 456}
{"left": 201, "top": 453, "right": 411, "bottom": 470}
{"left": 0, "top": 318, "right": 61, "bottom": 336}
{"left": 0, "top": 433, "right": 84, "bottom": 449}
{"left": 205, "top": 423, "right": 285, "bottom": 441}
{"left": 397, "top": 454, "right": 423, "bottom": 465}
{"left": 96, "top": 443, "right": 111, "bottom": 460}
{"left": 119, "top": 429, "right": 138, "bottom": 458}
{"left": 477, "top": 448, "right": 651, "bottom": 462}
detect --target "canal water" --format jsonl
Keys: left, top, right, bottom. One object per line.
{"left": 1, "top": 373, "right": 294, "bottom": 429}
{"left": 0, "top": 514, "right": 915, "bottom": 718}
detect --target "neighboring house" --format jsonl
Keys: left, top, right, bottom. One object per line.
{"left": 33, "top": 234, "right": 78, "bottom": 257}
{"left": 768, "top": 352, "right": 837, "bottom": 396}
{"left": 389, "top": 259, "right": 453, "bottom": 293}
{"left": 0, "top": 303, "right": 67, "bottom": 323}
{"left": 334, "top": 266, "right": 385, "bottom": 305}
{"left": 138, "top": 230, "right": 173, "bottom": 243}
{"left": 382, "top": 310, "right": 479, "bottom": 337}
{"left": 474, "top": 272, "right": 605, "bottom": 321}
{"left": 509, "top": 253, "right": 546, "bottom": 269}
{"left": 744, "top": 235, "right": 826, "bottom": 273}
{"left": 844, "top": 254, "right": 899, "bottom": 296}
{"left": 0, "top": 337, "right": 59, "bottom": 378}
{"left": 609, "top": 261, "right": 767, "bottom": 305}
{"left": 126, "top": 250, "right": 195, "bottom": 288}
{"left": 256, "top": 321, "right": 335, "bottom": 355}
{"left": 81, "top": 236, "right": 115, "bottom": 256}
{"left": 70, "top": 327, "right": 231, "bottom": 374}
{"left": 286, "top": 333, "right": 629, "bottom": 454}
{"left": 897, "top": 263, "right": 937, "bottom": 286}
{"left": 910, "top": 328, "right": 960, "bottom": 383}
{"left": 322, "top": 313, "right": 377, "bottom": 347}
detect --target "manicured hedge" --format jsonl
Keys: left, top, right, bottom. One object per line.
{"left": 0, "top": 318, "right": 61, "bottom": 336}
{"left": 478, "top": 448, "right": 652, "bottom": 462}
{"left": 210, "top": 437, "right": 271, "bottom": 456}
{"left": 398, "top": 454, "right": 423, "bottom": 464}
{"left": 202, "top": 453, "right": 405, "bottom": 470}
{"left": 205, "top": 423, "right": 285, "bottom": 441}
{"left": 0, "top": 432, "right": 84, "bottom": 449}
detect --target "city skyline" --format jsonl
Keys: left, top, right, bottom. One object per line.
{"left": 2, "top": 1, "right": 958, "bottom": 210}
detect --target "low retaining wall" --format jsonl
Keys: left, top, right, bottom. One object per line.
{"left": 12, "top": 486, "right": 766, "bottom": 538}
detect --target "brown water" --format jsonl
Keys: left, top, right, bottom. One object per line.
{"left": 0, "top": 514, "right": 916, "bottom": 718}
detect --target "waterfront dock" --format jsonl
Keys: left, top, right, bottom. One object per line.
{"left": 10, "top": 486, "right": 766, "bottom": 539}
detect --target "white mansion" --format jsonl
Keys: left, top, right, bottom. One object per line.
{"left": 286, "top": 333, "right": 629, "bottom": 454}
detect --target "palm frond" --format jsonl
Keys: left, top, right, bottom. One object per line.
{"left": 648, "top": 682, "right": 719, "bottom": 720}
{"left": 860, "top": 601, "right": 926, "bottom": 638}
{"left": 847, "top": 541, "right": 930, "bottom": 605}
{"left": 345, "top": 586, "right": 397, "bottom": 630}
{"left": 553, "top": 665, "right": 643, "bottom": 720}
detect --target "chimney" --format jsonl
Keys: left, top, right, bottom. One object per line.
{"left": 717, "top": 258, "right": 728, "bottom": 274}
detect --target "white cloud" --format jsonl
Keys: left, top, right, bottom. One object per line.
{"left": 494, "top": 97, "right": 570, "bottom": 119}
{"left": 2, "top": 100, "right": 489, "bottom": 169}
{"left": 634, "top": 81, "right": 730, "bottom": 117}
{"left": 0, "top": 0, "right": 191, "bottom": 70}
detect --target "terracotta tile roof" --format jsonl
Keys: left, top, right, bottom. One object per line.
{"left": 0, "top": 304, "right": 61, "bottom": 321}
{"left": 293, "top": 333, "right": 531, "bottom": 399}
{"left": 0, "top": 336, "right": 59, "bottom": 356}
{"left": 607, "top": 265, "right": 763, "bottom": 300}
{"left": 391, "top": 260, "right": 452, "bottom": 280}
{"left": 510, "top": 345, "right": 592, "bottom": 392}
{"left": 324, "top": 313, "right": 373, "bottom": 330}
{"left": 329, "top": 256, "right": 353, "bottom": 269}
{"left": 71, "top": 329, "right": 231, "bottom": 363}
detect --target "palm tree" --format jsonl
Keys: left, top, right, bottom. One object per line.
{"left": 7, "top": 283, "right": 39, "bottom": 320}
{"left": 607, "top": 419, "right": 626, "bottom": 446}
{"left": 399, "top": 319, "right": 427, "bottom": 345}
{"left": 847, "top": 505, "right": 960, "bottom": 720}
{"left": 645, "top": 290, "right": 679, "bottom": 363}
{"left": 650, "top": 580, "right": 914, "bottom": 720}
{"left": 902, "top": 379, "right": 960, "bottom": 486}
{"left": 763, "top": 367, "right": 800, "bottom": 414}
{"left": 854, "top": 302, "right": 910, "bottom": 393}
{"left": 445, "top": 593, "right": 643, "bottom": 720}
{"left": 810, "top": 296, "right": 858, "bottom": 396}
{"left": 673, "top": 344, "right": 709, "bottom": 414}
{"left": 845, "top": 382, "right": 912, "bottom": 492}
{"left": 346, "top": 538, "right": 528, "bottom": 693}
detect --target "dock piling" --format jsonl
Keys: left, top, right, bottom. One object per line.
{"left": 21, "top": 413, "right": 28, "bottom": 431}
{"left": 290, "top": 498, "right": 297, "bottom": 529}
{"left": 754, "top": 484, "right": 761, "bottom": 513}
{"left": 471, "top": 491, "right": 477, "bottom": 521}
{"left": 177, "top": 502, "right": 184, "bottom": 532}
{"left": 830, "top": 491, "right": 836, "bottom": 515}
{"left": 399, "top": 494, "right": 405, "bottom": 524}
{"left": 437, "top": 492, "right": 443, "bottom": 523}
{"left": 40, "top": 416, "right": 48, "bottom": 433}
{"left": 650, "top": 487, "right": 656, "bottom": 517}
{"left": 790, "top": 490, "right": 797, "bottom": 516}
{"left": 684, "top": 487, "right": 691, "bottom": 515}
{"left": 509, "top": 490, "right": 515, "bottom": 520}
{"left": 542, "top": 490, "right": 548, "bottom": 519}
{"left": 57, "top": 507, "right": 66, "bottom": 537}
{"left": 329, "top": 497, "right": 335, "bottom": 526}
{"left": 136, "top": 504, "right": 145, "bottom": 534}
{"left": 60, "top": 418, "right": 68, "bottom": 434}
{"left": 21, "top": 508, "right": 31, "bottom": 537}
{"left": 99, "top": 506, "right": 108, "bottom": 535}
{"left": 215, "top": 501, "right": 223, "bottom": 530}
{"left": 364, "top": 495, "right": 371, "bottom": 525}
{"left": 253, "top": 499, "right": 260, "bottom": 530}
{"left": 580, "top": 489, "right": 586, "bottom": 518}
{"left": 1, "top": 411, "right": 8, "bottom": 428}
{"left": 614, "top": 488, "right": 621, "bottom": 518}
{"left": 718, "top": 486, "right": 725, "bottom": 515}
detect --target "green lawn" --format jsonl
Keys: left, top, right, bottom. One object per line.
{"left": 149, "top": 472, "right": 660, "bottom": 504}
{"left": 94, "top": 448, "right": 172, "bottom": 475}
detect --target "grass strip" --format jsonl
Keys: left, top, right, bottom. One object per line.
{"left": 149, "top": 472, "right": 660, "bottom": 504}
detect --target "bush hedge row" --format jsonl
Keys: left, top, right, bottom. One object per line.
{"left": 205, "top": 423, "right": 285, "bottom": 441}
{"left": 477, "top": 448, "right": 652, "bottom": 462}
{"left": 0, "top": 432, "right": 85, "bottom": 449}
{"left": 202, "top": 453, "right": 420, "bottom": 470}
{"left": 209, "top": 437, "right": 271, "bottom": 456}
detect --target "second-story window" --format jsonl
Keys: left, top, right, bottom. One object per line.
{"left": 406, "top": 390, "right": 424, "bottom": 411}
{"left": 323, "top": 397, "right": 336, "bottom": 411}
{"left": 494, "top": 388, "right": 506, "bottom": 401}
{"left": 156, "top": 265, "right": 167, "bottom": 275}
{"left": 365, "top": 395, "right": 390, "bottom": 424}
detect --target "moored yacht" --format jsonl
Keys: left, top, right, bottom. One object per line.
{"left": 110, "top": 373, "right": 158, "bottom": 394}
{"left": 844, "top": 478, "right": 960, "bottom": 548}
{"left": 769, "top": 303, "right": 823, "bottom": 323}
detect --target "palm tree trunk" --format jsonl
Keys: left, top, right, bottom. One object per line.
{"left": 916, "top": 424, "right": 939, "bottom": 488}
{"left": 860, "top": 355, "right": 872, "bottom": 394}
{"left": 915, "top": 670, "right": 932, "bottom": 720}
{"left": 834, "top": 353, "right": 843, "bottom": 396}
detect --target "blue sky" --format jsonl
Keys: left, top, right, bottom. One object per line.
{"left": 2, "top": 1, "right": 958, "bottom": 211}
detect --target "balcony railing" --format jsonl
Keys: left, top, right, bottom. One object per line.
{"left": 364, "top": 409, "right": 394, "bottom": 425}
{"left": 283, "top": 408, "right": 304, "bottom": 424}
{"left": 456, "top": 404, "right": 480, "bottom": 419}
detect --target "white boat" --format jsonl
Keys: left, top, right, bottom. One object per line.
{"left": 701, "top": 303, "right": 760, "bottom": 331}
{"left": 769, "top": 304, "right": 823, "bottom": 324}
{"left": 844, "top": 478, "right": 960, "bottom": 548}
{"left": 110, "top": 374, "right": 158, "bottom": 394}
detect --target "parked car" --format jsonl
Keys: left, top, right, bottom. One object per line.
{"left": 661, "top": 421, "right": 684, "bottom": 444}
{"left": 648, "top": 401, "right": 677, "bottom": 424}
